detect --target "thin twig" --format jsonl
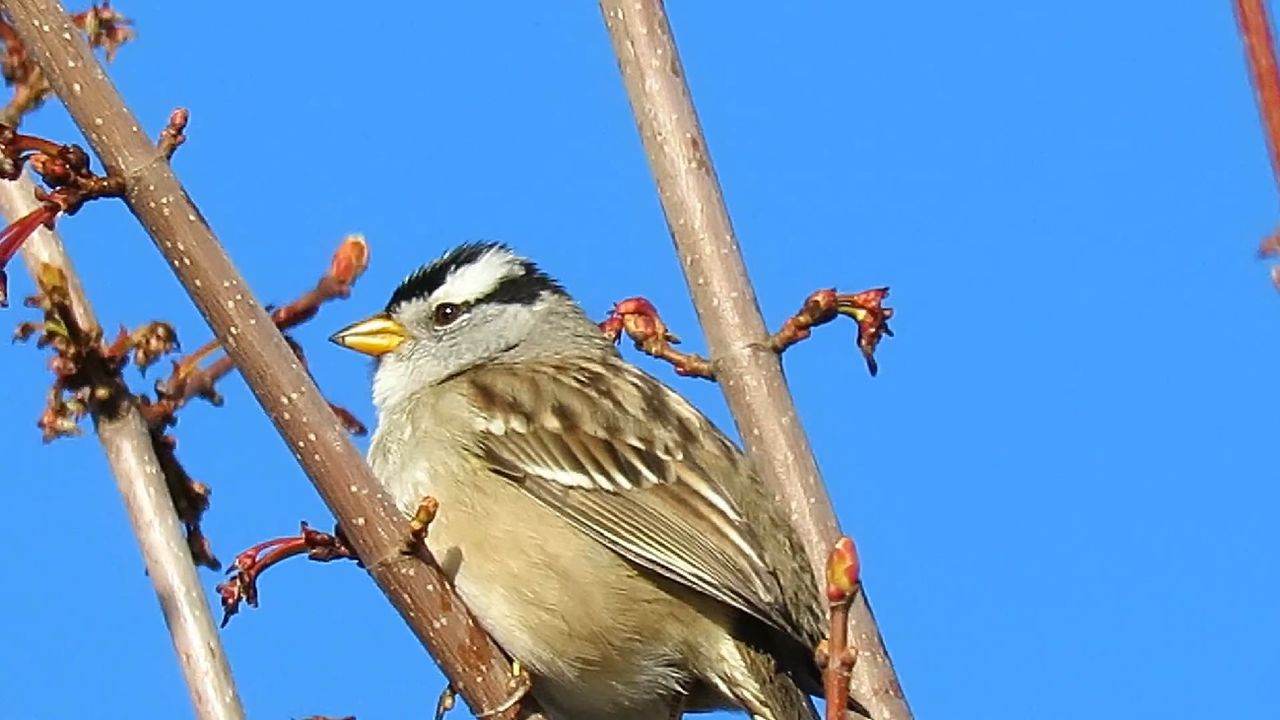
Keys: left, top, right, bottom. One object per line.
{"left": 823, "top": 537, "right": 861, "bottom": 720}
{"left": 0, "top": 2, "right": 542, "bottom": 717}
{"left": 216, "top": 521, "right": 360, "bottom": 627}
{"left": 598, "top": 1, "right": 910, "bottom": 717}
{"left": 600, "top": 289, "right": 893, "bottom": 379}
{"left": 0, "top": 170, "right": 246, "bottom": 720}
{"left": 146, "top": 234, "right": 370, "bottom": 436}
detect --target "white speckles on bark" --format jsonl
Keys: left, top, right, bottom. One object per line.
{"left": 598, "top": 0, "right": 910, "bottom": 716}
{"left": 2, "top": 0, "right": 547, "bottom": 711}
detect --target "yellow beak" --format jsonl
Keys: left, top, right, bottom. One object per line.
{"left": 329, "top": 313, "right": 408, "bottom": 357}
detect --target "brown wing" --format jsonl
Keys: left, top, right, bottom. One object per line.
{"left": 457, "top": 359, "right": 802, "bottom": 638}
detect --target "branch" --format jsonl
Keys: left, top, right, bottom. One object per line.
{"left": 146, "top": 233, "right": 370, "bottom": 437}
{"left": 216, "top": 521, "right": 360, "bottom": 627}
{"left": 600, "top": 289, "right": 894, "bottom": 379}
{"left": 823, "top": 538, "right": 862, "bottom": 720}
{"left": 598, "top": 1, "right": 910, "bottom": 717}
{"left": 1236, "top": 0, "right": 1280, "bottom": 193}
{"left": 1234, "top": 0, "right": 1280, "bottom": 288}
{"left": 0, "top": 1, "right": 541, "bottom": 717}
{"left": 0, "top": 170, "right": 246, "bottom": 720}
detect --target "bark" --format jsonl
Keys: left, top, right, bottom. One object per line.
{"left": 0, "top": 2, "right": 540, "bottom": 717}
{"left": 0, "top": 171, "right": 246, "bottom": 720}
{"left": 1236, "top": 0, "right": 1280, "bottom": 193}
{"left": 598, "top": 1, "right": 911, "bottom": 717}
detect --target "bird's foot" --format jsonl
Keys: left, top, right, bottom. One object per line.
{"left": 401, "top": 495, "right": 440, "bottom": 555}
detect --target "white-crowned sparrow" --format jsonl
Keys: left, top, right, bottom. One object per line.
{"left": 331, "top": 242, "right": 833, "bottom": 720}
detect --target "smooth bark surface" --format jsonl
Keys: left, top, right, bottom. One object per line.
{"left": 598, "top": 1, "right": 911, "bottom": 717}
{"left": 0, "top": 171, "right": 247, "bottom": 720}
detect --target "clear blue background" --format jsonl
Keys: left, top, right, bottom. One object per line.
{"left": 0, "top": 2, "right": 1274, "bottom": 718}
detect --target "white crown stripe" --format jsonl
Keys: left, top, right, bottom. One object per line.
{"left": 431, "top": 246, "right": 527, "bottom": 307}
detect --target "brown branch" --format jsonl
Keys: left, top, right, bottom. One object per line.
{"left": 0, "top": 3, "right": 133, "bottom": 126}
{"left": 18, "top": 231, "right": 370, "bottom": 570}
{"left": 1234, "top": 1, "right": 1280, "bottom": 289}
{"left": 0, "top": 123, "right": 134, "bottom": 303}
{"left": 1236, "top": 0, "right": 1280, "bottom": 193}
{"left": 0, "top": 2, "right": 541, "bottom": 717}
{"left": 598, "top": 1, "right": 910, "bottom": 717}
{"left": 0, "top": 170, "right": 246, "bottom": 720}
{"left": 600, "top": 288, "right": 893, "bottom": 379}
{"left": 147, "top": 233, "right": 371, "bottom": 436}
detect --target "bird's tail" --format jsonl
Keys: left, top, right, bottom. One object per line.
{"left": 728, "top": 642, "right": 821, "bottom": 720}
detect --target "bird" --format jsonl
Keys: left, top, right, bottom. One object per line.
{"left": 330, "top": 241, "right": 833, "bottom": 720}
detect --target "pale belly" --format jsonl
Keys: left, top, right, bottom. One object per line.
{"left": 421, "top": 461, "right": 700, "bottom": 720}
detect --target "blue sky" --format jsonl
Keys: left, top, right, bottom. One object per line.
{"left": 0, "top": 2, "right": 1275, "bottom": 718}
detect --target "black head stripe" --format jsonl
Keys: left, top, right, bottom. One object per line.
{"left": 385, "top": 242, "right": 495, "bottom": 313}
{"left": 386, "top": 241, "right": 566, "bottom": 313}
{"left": 480, "top": 260, "right": 566, "bottom": 306}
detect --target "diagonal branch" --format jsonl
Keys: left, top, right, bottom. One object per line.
{"left": 0, "top": 170, "right": 246, "bottom": 720}
{"left": 0, "top": 1, "right": 540, "bottom": 717}
{"left": 598, "top": 1, "right": 911, "bottom": 717}
{"left": 1236, "top": 0, "right": 1280, "bottom": 193}
{"left": 1232, "top": 1, "right": 1280, "bottom": 288}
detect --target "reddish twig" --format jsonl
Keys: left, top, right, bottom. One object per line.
{"left": 147, "top": 234, "right": 370, "bottom": 433}
{"left": 599, "top": 288, "right": 893, "bottom": 378}
{"left": 14, "top": 235, "right": 370, "bottom": 567}
{"left": 14, "top": 263, "right": 176, "bottom": 441}
{"left": 0, "top": 201, "right": 52, "bottom": 305}
{"left": 220, "top": 497, "right": 441, "bottom": 628}
{"left": 822, "top": 537, "right": 861, "bottom": 720}
{"left": 598, "top": 296, "right": 712, "bottom": 378}
{"left": 12, "top": 263, "right": 229, "bottom": 568}
{"left": 770, "top": 288, "right": 894, "bottom": 377}
{"left": 158, "top": 107, "right": 188, "bottom": 159}
{"left": 216, "top": 521, "right": 360, "bottom": 627}
{"left": 0, "top": 114, "right": 187, "bottom": 305}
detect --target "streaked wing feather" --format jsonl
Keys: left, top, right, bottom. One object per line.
{"left": 464, "top": 362, "right": 794, "bottom": 634}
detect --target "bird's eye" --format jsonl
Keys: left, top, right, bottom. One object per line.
{"left": 432, "top": 302, "right": 464, "bottom": 327}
